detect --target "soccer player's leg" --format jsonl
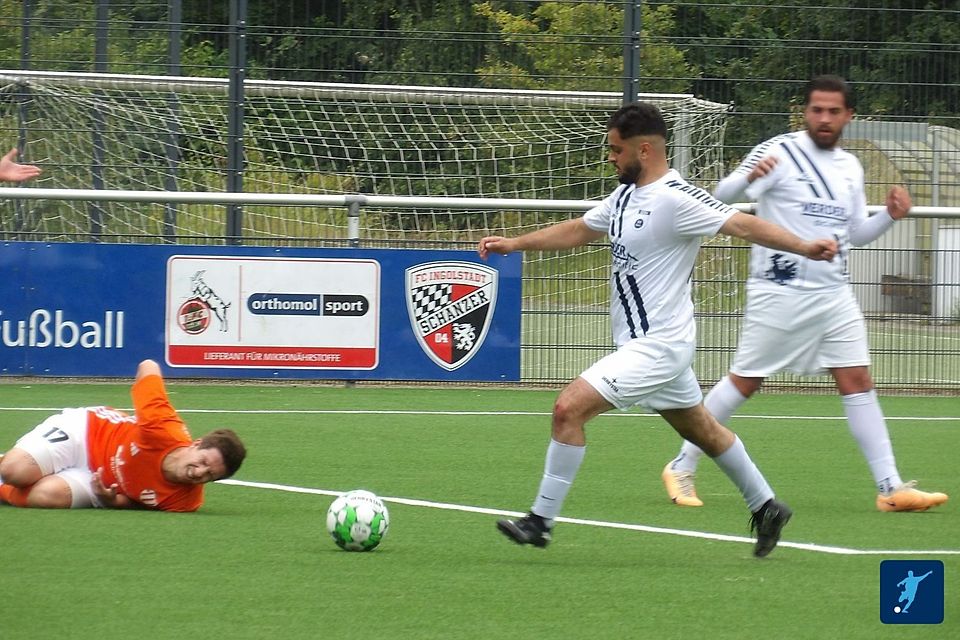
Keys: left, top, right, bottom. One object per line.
{"left": 659, "top": 395, "right": 791, "bottom": 558}
{"left": 11, "top": 474, "right": 74, "bottom": 508}
{"left": 0, "top": 450, "right": 92, "bottom": 508}
{"left": 663, "top": 375, "right": 759, "bottom": 506}
{"left": 823, "top": 291, "right": 949, "bottom": 511}
{"left": 664, "top": 287, "right": 797, "bottom": 507}
{"left": 0, "top": 447, "right": 46, "bottom": 487}
{"left": 496, "top": 377, "right": 610, "bottom": 547}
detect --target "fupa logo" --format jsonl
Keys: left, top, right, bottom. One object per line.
{"left": 879, "top": 560, "right": 944, "bottom": 624}
{"left": 405, "top": 261, "right": 497, "bottom": 371}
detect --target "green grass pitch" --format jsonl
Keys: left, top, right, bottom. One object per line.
{"left": 0, "top": 383, "right": 956, "bottom": 639}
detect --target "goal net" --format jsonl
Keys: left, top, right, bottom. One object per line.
{"left": 0, "top": 70, "right": 734, "bottom": 382}
{"left": 0, "top": 70, "right": 728, "bottom": 238}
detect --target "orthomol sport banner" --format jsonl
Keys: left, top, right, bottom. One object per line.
{"left": 0, "top": 242, "right": 520, "bottom": 381}
{"left": 167, "top": 256, "right": 382, "bottom": 370}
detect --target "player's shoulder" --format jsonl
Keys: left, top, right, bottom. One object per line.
{"left": 659, "top": 170, "right": 699, "bottom": 198}
{"left": 608, "top": 182, "right": 634, "bottom": 203}
{"left": 736, "top": 132, "right": 795, "bottom": 170}
{"left": 660, "top": 171, "right": 735, "bottom": 213}
{"left": 767, "top": 131, "right": 805, "bottom": 155}
{"left": 592, "top": 183, "right": 632, "bottom": 209}
{"left": 832, "top": 145, "right": 862, "bottom": 167}
{"left": 661, "top": 172, "right": 701, "bottom": 195}
{"left": 585, "top": 183, "right": 632, "bottom": 224}
{"left": 765, "top": 131, "right": 798, "bottom": 147}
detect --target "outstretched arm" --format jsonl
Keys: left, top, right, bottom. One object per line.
{"left": 135, "top": 359, "right": 163, "bottom": 382}
{"left": 848, "top": 186, "right": 910, "bottom": 246}
{"left": 0, "top": 148, "right": 41, "bottom": 182}
{"left": 478, "top": 218, "right": 606, "bottom": 260}
{"left": 720, "top": 212, "right": 837, "bottom": 261}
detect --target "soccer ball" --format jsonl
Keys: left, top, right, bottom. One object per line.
{"left": 326, "top": 489, "right": 390, "bottom": 551}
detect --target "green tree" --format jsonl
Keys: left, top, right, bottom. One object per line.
{"left": 473, "top": 1, "right": 694, "bottom": 93}
{"left": 180, "top": 0, "right": 499, "bottom": 85}
{"left": 0, "top": 1, "right": 223, "bottom": 74}
{"left": 670, "top": 0, "right": 959, "bottom": 154}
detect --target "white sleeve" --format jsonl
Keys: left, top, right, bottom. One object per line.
{"left": 713, "top": 173, "right": 750, "bottom": 204}
{"left": 582, "top": 185, "right": 626, "bottom": 232}
{"left": 744, "top": 156, "right": 786, "bottom": 200}
{"left": 847, "top": 169, "right": 895, "bottom": 246}
{"left": 722, "top": 136, "right": 785, "bottom": 202}
{"left": 673, "top": 190, "right": 736, "bottom": 237}
{"left": 849, "top": 209, "right": 896, "bottom": 246}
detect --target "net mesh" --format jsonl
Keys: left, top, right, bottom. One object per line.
{"left": 0, "top": 71, "right": 729, "bottom": 239}
{"left": 0, "top": 71, "right": 735, "bottom": 383}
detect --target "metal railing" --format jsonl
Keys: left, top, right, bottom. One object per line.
{"left": 2, "top": 187, "right": 958, "bottom": 392}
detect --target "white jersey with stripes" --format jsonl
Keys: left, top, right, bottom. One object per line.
{"left": 735, "top": 130, "right": 869, "bottom": 291}
{"left": 583, "top": 169, "right": 736, "bottom": 347}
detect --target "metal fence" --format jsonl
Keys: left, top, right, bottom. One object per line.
{"left": 0, "top": 1, "right": 957, "bottom": 392}
{"left": 2, "top": 187, "right": 957, "bottom": 392}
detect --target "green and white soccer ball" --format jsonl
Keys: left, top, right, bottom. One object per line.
{"left": 326, "top": 489, "right": 390, "bottom": 551}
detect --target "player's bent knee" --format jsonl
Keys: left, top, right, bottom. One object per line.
{"left": 551, "top": 398, "right": 590, "bottom": 434}
{"left": 0, "top": 450, "right": 44, "bottom": 487}
{"left": 552, "top": 397, "right": 576, "bottom": 424}
{"left": 26, "top": 477, "right": 74, "bottom": 509}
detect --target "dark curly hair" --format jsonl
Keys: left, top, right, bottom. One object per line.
{"left": 606, "top": 102, "right": 668, "bottom": 140}
{"left": 199, "top": 428, "right": 247, "bottom": 478}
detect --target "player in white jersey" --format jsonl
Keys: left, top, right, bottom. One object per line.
{"left": 663, "top": 75, "right": 948, "bottom": 513}
{"left": 478, "top": 101, "right": 838, "bottom": 557}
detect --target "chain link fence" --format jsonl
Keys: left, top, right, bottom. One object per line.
{"left": 0, "top": 1, "right": 957, "bottom": 391}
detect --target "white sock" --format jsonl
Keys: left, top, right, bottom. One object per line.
{"left": 670, "top": 376, "right": 748, "bottom": 473}
{"left": 711, "top": 436, "right": 774, "bottom": 512}
{"left": 705, "top": 375, "right": 750, "bottom": 424}
{"left": 841, "top": 390, "right": 902, "bottom": 494}
{"left": 531, "top": 439, "right": 585, "bottom": 525}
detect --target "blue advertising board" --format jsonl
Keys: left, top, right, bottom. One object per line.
{"left": 0, "top": 242, "right": 521, "bottom": 381}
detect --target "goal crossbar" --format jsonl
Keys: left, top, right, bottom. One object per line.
{"left": 0, "top": 69, "right": 722, "bottom": 110}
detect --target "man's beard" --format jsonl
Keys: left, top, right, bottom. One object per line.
{"left": 808, "top": 125, "right": 842, "bottom": 149}
{"left": 618, "top": 161, "right": 641, "bottom": 185}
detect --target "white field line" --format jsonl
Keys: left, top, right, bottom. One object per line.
{"left": 1, "top": 406, "right": 958, "bottom": 422}
{"left": 868, "top": 329, "right": 960, "bottom": 343}
{"left": 218, "top": 478, "right": 960, "bottom": 557}
{"left": 0, "top": 402, "right": 952, "bottom": 553}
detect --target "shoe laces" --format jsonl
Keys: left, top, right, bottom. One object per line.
{"left": 749, "top": 501, "right": 773, "bottom": 534}
{"left": 885, "top": 480, "right": 918, "bottom": 495}
{"left": 674, "top": 471, "right": 697, "bottom": 497}
{"left": 520, "top": 513, "right": 549, "bottom": 535}
{"left": 749, "top": 509, "right": 762, "bottom": 534}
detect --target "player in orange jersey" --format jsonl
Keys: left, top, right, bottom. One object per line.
{"left": 0, "top": 359, "right": 246, "bottom": 511}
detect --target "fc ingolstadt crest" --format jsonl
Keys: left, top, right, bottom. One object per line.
{"left": 405, "top": 261, "right": 498, "bottom": 371}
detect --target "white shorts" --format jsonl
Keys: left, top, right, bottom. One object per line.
{"left": 580, "top": 337, "right": 702, "bottom": 411}
{"left": 731, "top": 285, "right": 871, "bottom": 377}
{"left": 14, "top": 408, "right": 99, "bottom": 508}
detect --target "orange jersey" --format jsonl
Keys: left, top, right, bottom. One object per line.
{"left": 85, "top": 375, "right": 204, "bottom": 512}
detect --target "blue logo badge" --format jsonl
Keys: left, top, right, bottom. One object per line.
{"left": 880, "top": 560, "right": 944, "bottom": 624}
